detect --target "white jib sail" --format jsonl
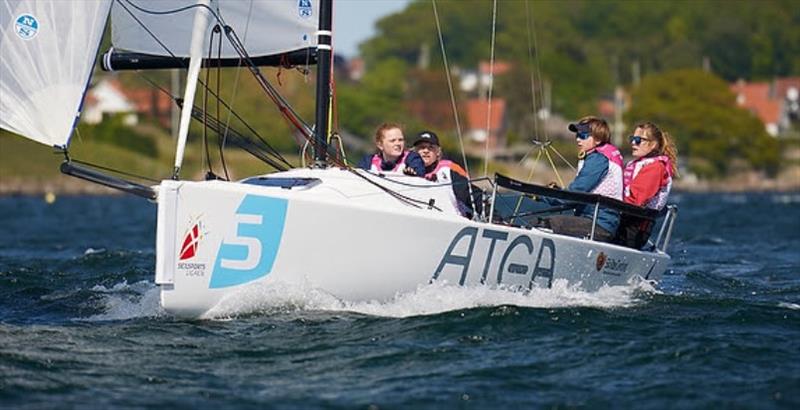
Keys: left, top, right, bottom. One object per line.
{"left": 0, "top": 0, "right": 112, "bottom": 148}
{"left": 111, "top": 0, "right": 318, "bottom": 58}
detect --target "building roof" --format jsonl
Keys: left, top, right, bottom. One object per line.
{"left": 478, "top": 60, "right": 511, "bottom": 76}
{"left": 775, "top": 77, "right": 800, "bottom": 99}
{"left": 730, "top": 81, "right": 781, "bottom": 125}
{"left": 465, "top": 98, "right": 506, "bottom": 132}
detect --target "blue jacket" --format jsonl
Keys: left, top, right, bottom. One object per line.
{"left": 549, "top": 151, "right": 619, "bottom": 234}
{"left": 357, "top": 151, "right": 426, "bottom": 176}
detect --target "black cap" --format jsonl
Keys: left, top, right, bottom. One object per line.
{"left": 413, "top": 131, "right": 440, "bottom": 146}
{"left": 568, "top": 122, "right": 592, "bottom": 134}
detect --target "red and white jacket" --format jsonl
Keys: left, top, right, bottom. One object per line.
{"left": 623, "top": 155, "right": 673, "bottom": 210}
{"left": 423, "top": 159, "right": 468, "bottom": 182}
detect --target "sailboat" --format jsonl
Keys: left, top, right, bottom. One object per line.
{"left": 1, "top": 0, "right": 677, "bottom": 318}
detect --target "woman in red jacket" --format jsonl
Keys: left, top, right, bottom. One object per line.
{"left": 618, "top": 122, "right": 679, "bottom": 248}
{"left": 624, "top": 122, "right": 678, "bottom": 209}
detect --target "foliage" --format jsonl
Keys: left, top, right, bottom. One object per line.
{"left": 76, "top": 0, "right": 798, "bottom": 179}
{"left": 337, "top": 57, "right": 420, "bottom": 140}
{"left": 76, "top": 114, "right": 158, "bottom": 157}
{"left": 626, "top": 69, "right": 781, "bottom": 178}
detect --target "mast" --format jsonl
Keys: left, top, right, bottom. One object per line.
{"left": 313, "top": 0, "right": 333, "bottom": 167}
{"left": 172, "top": 0, "right": 212, "bottom": 179}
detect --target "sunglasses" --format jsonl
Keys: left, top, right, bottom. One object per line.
{"left": 629, "top": 135, "right": 651, "bottom": 145}
{"left": 575, "top": 131, "right": 592, "bottom": 140}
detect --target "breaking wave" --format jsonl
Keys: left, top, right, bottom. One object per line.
{"left": 85, "top": 280, "right": 164, "bottom": 321}
{"left": 202, "top": 278, "right": 659, "bottom": 319}
{"left": 83, "top": 278, "right": 658, "bottom": 321}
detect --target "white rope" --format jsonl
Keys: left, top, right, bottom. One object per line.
{"left": 527, "top": 0, "right": 549, "bottom": 142}
{"left": 221, "top": 0, "right": 253, "bottom": 144}
{"left": 524, "top": 1, "right": 539, "bottom": 140}
{"left": 432, "top": 0, "right": 480, "bottom": 219}
{"left": 431, "top": 0, "right": 469, "bottom": 179}
{"left": 482, "top": 0, "right": 497, "bottom": 177}
{"left": 550, "top": 145, "right": 577, "bottom": 171}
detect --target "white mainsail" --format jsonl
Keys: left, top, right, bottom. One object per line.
{"left": 0, "top": 0, "right": 111, "bottom": 147}
{"left": 110, "top": 0, "right": 318, "bottom": 58}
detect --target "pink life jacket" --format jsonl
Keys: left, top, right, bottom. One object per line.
{"left": 369, "top": 151, "right": 410, "bottom": 173}
{"left": 577, "top": 143, "right": 624, "bottom": 200}
{"left": 623, "top": 155, "right": 673, "bottom": 210}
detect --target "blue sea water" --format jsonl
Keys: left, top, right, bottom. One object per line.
{"left": 1, "top": 193, "right": 799, "bottom": 408}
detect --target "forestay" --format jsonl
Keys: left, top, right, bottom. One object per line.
{"left": 0, "top": 0, "right": 111, "bottom": 147}
{"left": 111, "top": 0, "right": 319, "bottom": 59}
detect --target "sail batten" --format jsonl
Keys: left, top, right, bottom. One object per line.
{"left": 0, "top": 0, "right": 112, "bottom": 147}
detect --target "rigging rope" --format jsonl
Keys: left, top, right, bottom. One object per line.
{"left": 524, "top": 1, "right": 539, "bottom": 142}
{"left": 116, "top": 0, "right": 443, "bottom": 212}
{"left": 202, "top": 25, "right": 217, "bottom": 178}
{"left": 431, "top": 0, "right": 479, "bottom": 219}
{"left": 483, "top": 0, "right": 498, "bottom": 177}
{"left": 214, "top": 24, "right": 230, "bottom": 180}
{"left": 431, "top": 0, "right": 468, "bottom": 178}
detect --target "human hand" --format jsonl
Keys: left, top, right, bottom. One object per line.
{"left": 403, "top": 167, "right": 417, "bottom": 176}
{"left": 547, "top": 181, "right": 561, "bottom": 190}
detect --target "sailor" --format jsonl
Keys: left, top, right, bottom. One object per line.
{"left": 542, "top": 116, "right": 623, "bottom": 242}
{"left": 623, "top": 122, "right": 677, "bottom": 210}
{"left": 615, "top": 121, "right": 679, "bottom": 248}
{"left": 357, "top": 122, "right": 425, "bottom": 176}
{"left": 412, "top": 130, "right": 478, "bottom": 217}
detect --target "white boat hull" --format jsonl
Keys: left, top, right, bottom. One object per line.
{"left": 155, "top": 168, "right": 670, "bottom": 317}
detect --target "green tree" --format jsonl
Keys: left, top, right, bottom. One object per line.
{"left": 337, "top": 57, "right": 415, "bottom": 139}
{"left": 626, "top": 69, "right": 780, "bottom": 178}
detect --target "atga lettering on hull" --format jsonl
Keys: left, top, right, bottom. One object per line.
{"left": 433, "top": 227, "right": 556, "bottom": 288}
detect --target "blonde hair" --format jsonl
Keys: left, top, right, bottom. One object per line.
{"left": 636, "top": 121, "right": 679, "bottom": 176}
{"left": 373, "top": 122, "right": 403, "bottom": 144}
{"left": 577, "top": 116, "right": 611, "bottom": 144}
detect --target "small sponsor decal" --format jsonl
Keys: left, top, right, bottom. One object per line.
{"left": 177, "top": 217, "right": 208, "bottom": 277}
{"left": 298, "top": 0, "right": 313, "bottom": 19}
{"left": 15, "top": 14, "right": 39, "bottom": 40}
{"left": 602, "top": 257, "right": 629, "bottom": 276}
{"left": 179, "top": 218, "right": 205, "bottom": 261}
{"left": 596, "top": 252, "right": 607, "bottom": 271}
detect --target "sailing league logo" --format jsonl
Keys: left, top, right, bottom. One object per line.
{"left": 298, "top": 0, "right": 313, "bottom": 19}
{"left": 177, "top": 217, "right": 208, "bottom": 277}
{"left": 15, "top": 14, "right": 39, "bottom": 40}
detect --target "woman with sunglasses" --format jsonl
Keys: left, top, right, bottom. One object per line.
{"left": 543, "top": 116, "right": 624, "bottom": 242}
{"left": 616, "top": 122, "right": 678, "bottom": 248}
{"left": 623, "top": 122, "right": 678, "bottom": 209}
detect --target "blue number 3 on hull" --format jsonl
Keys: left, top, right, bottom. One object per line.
{"left": 209, "top": 195, "right": 288, "bottom": 288}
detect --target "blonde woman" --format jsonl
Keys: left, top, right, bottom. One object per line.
{"left": 624, "top": 122, "right": 678, "bottom": 210}
{"left": 617, "top": 122, "right": 678, "bottom": 248}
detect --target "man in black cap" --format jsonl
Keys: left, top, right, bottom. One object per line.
{"left": 412, "top": 130, "right": 479, "bottom": 218}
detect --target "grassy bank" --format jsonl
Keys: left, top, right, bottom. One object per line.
{"left": 0, "top": 127, "right": 298, "bottom": 195}
{"left": 3, "top": 129, "right": 799, "bottom": 195}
